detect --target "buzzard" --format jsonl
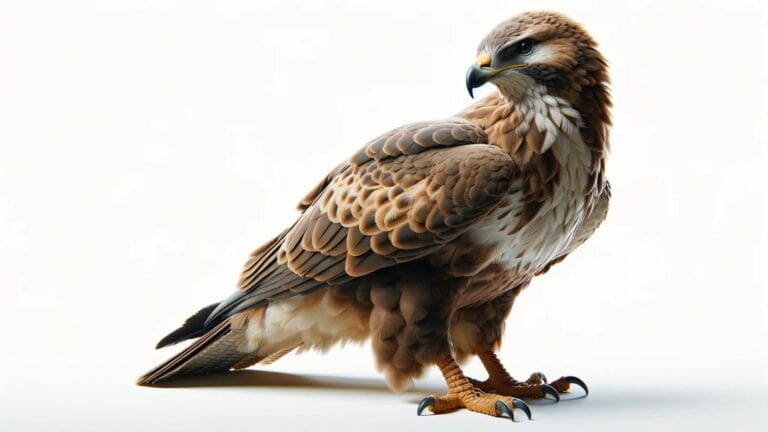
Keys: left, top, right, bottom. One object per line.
{"left": 138, "top": 11, "right": 611, "bottom": 420}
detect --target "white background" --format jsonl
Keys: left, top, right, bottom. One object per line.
{"left": 2, "top": 0, "right": 767, "bottom": 430}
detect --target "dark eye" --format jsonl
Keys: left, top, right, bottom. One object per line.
{"left": 518, "top": 38, "right": 535, "bottom": 55}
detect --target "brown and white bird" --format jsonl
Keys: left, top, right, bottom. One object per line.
{"left": 138, "top": 11, "right": 611, "bottom": 420}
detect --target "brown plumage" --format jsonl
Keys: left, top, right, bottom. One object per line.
{"left": 138, "top": 11, "right": 611, "bottom": 420}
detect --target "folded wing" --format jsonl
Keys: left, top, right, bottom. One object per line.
{"left": 206, "top": 119, "right": 516, "bottom": 323}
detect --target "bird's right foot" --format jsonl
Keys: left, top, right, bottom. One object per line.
{"left": 417, "top": 388, "right": 531, "bottom": 420}
{"left": 417, "top": 355, "right": 532, "bottom": 421}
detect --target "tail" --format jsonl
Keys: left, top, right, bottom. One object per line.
{"left": 137, "top": 316, "right": 263, "bottom": 386}
{"left": 137, "top": 303, "right": 258, "bottom": 386}
{"left": 139, "top": 232, "right": 300, "bottom": 386}
{"left": 137, "top": 303, "right": 301, "bottom": 386}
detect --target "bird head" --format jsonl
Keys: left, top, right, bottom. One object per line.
{"left": 466, "top": 12, "right": 608, "bottom": 103}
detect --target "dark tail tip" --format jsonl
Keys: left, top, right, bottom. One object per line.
{"left": 156, "top": 303, "right": 220, "bottom": 349}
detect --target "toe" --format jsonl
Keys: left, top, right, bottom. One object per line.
{"left": 551, "top": 375, "right": 589, "bottom": 397}
{"left": 511, "top": 398, "right": 532, "bottom": 420}
{"left": 495, "top": 400, "right": 515, "bottom": 420}
{"left": 417, "top": 396, "right": 435, "bottom": 415}
{"left": 528, "top": 371, "right": 548, "bottom": 384}
{"left": 541, "top": 384, "right": 561, "bottom": 402}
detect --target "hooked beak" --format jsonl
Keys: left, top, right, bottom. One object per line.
{"left": 465, "top": 51, "right": 526, "bottom": 98}
{"left": 466, "top": 64, "right": 494, "bottom": 99}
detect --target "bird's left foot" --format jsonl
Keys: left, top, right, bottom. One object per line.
{"left": 469, "top": 372, "right": 588, "bottom": 401}
{"left": 470, "top": 347, "right": 588, "bottom": 401}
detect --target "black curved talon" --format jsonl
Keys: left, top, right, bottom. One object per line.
{"left": 495, "top": 400, "right": 515, "bottom": 420}
{"left": 512, "top": 398, "right": 532, "bottom": 420}
{"left": 563, "top": 376, "right": 589, "bottom": 396}
{"left": 417, "top": 396, "right": 435, "bottom": 415}
{"left": 541, "top": 384, "right": 560, "bottom": 402}
{"left": 533, "top": 371, "right": 548, "bottom": 383}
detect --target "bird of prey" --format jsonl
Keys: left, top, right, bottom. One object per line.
{"left": 138, "top": 11, "right": 611, "bottom": 421}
